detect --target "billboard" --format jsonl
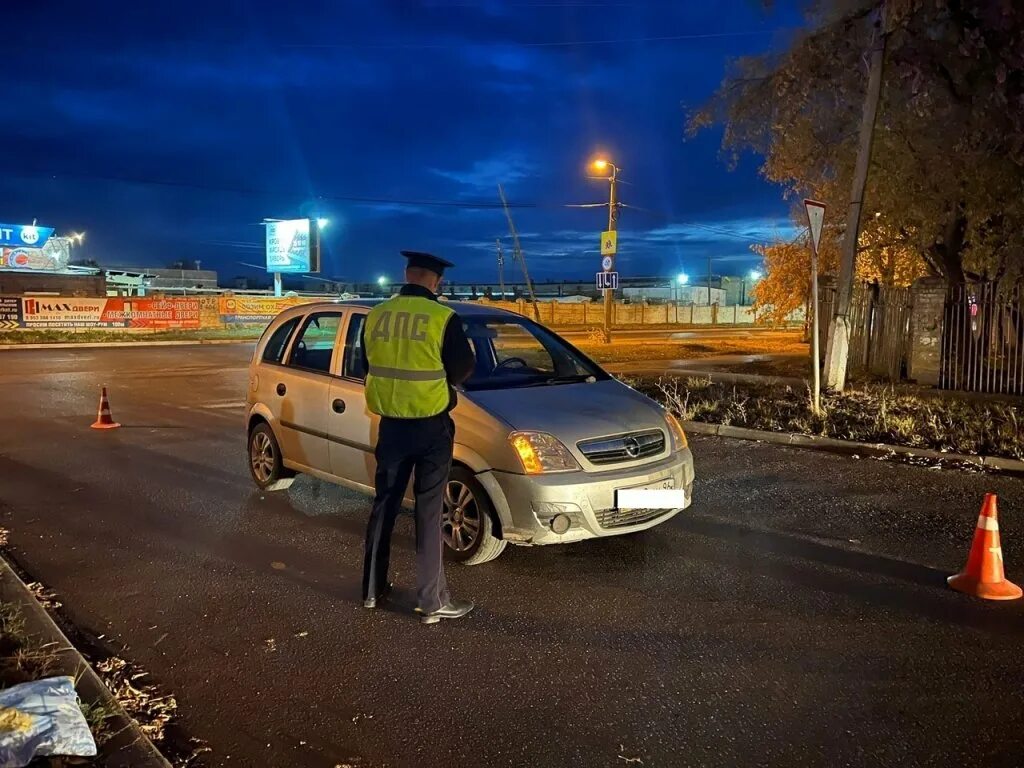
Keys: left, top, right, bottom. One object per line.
{"left": 265, "top": 219, "right": 320, "bottom": 274}
{"left": 18, "top": 297, "right": 201, "bottom": 329}
{"left": 217, "top": 295, "right": 318, "bottom": 324}
{"left": 0, "top": 224, "right": 55, "bottom": 249}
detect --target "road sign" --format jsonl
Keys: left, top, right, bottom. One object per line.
{"left": 600, "top": 230, "right": 617, "bottom": 256}
{"left": 0, "top": 223, "right": 55, "bottom": 249}
{"left": 596, "top": 271, "right": 619, "bottom": 290}
{"left": 803, "top": 199, "right": 826, "bottom": 255}
{"left": 601, "top": 255, "right": 613, "bottom": 271}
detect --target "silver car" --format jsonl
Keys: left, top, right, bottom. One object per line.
{"left": 245, "top": 300, "right": 694, "bottom": 564}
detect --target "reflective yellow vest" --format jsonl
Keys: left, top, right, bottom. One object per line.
{"left": 364, "top": 295, "right": 455, "bottom": 418}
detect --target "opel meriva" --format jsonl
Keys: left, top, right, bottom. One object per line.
{"left": 246, "top": 300, "right": 694, "bottom": 564}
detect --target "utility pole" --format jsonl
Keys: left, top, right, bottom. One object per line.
{"left": 707, "top": 256, "right": 712, "bottom": 305}
{"left": 495, "top": 239, "right": 506, "bottom": 300}
{"left": 824, "top": 1, "right": 888, "bottom": 391}
{"left": 498, "top": 184, "right": 540, "bottom": 321}
{"left": 601, "top": 164, "right": 619, "bottom": 343}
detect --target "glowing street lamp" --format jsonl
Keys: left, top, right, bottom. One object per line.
{"left": 677, "top": 272, "right": 689, "bottom": 285}
{"left": 587, "top": 155, "right": 621, "bottom": 343}
{"left": 748, "top": 269, "right": 763, "bottom": 281}
{"left": 316, "top": 218, "right": 329, "bottom": 230}
{"left": 376, "top": 275, "right": 388, "bottom": 287}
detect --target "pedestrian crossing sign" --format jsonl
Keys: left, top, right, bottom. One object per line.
{"left": 601, "top": 230, "right": 617, "bottom": 256}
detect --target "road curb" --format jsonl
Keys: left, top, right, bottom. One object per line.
{"left": 0, "top": 556, "right": 171, "bottom": 768}
{"left": 684, "top": 420, "right": 1024, "bottom": 474}
{"left": 0, "top": 338, "right": 257, "bottom": 351}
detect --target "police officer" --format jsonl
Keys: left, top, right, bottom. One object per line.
{"left": 361, "top": 251, "right": 476, "bottom": 625}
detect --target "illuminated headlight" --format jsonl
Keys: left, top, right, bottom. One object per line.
{"left": 509, "top": 431, "right": 580, "bottom": 474}
{"left": 663, "top": 411, "right": 688, "bottom": 451}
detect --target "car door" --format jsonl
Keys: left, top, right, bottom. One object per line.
{"left": 328, "top": 310, "right": 378, "bottom": 493}
{"left": 270, "top": 310, "right": 345, "bottom": 474}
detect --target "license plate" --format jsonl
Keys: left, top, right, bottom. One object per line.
{"left": 616, "top": 480, "right": 685, "bottom": 510}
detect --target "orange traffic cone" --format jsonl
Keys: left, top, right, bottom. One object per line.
{"left": 90, "top": 385, "right": 120, "bottom": 430}
{"left": 948, "top": 494, "right": 1022, "bottom": 601}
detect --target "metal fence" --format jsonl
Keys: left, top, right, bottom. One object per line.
{"left": 941, "top": 282, "right": 1024, "bottom": 395}
{"left": 818, "top": 284, "right": 912, "bottom": 380}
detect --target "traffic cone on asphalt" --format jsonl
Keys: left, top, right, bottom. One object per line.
{"left": 90, "top": 385, "right": 121, "bottom": 430}
{"left": 948, "top": 494, "right": 1022, "bottom": 601}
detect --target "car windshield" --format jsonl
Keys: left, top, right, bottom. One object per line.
{"left": 461, "top": 316, "right": 606, "bottom": 391}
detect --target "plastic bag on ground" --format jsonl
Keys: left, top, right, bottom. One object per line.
{"left": 0, "top": 676, "right": 97, "bottom": 767}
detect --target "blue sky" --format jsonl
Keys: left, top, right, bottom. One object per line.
{"left": 1, "top": 1, "right": 803, "bottom": 284}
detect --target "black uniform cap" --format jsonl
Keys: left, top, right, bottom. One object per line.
{"left": 401, "top": 250, "right": 454, "bottom": 277}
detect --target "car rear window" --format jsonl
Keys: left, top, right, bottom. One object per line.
{"left": 287, "top": 312, "right": 343, "bottom": 374}
{"left": 261, "top": 317, "right": 300, "bottom": 364}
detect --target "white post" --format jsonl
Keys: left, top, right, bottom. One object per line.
{"left": 811, "top": 249, "right": 821, "bottom": 413}
{"left": 273, "top": 272, "right": 282, "bottom": 298}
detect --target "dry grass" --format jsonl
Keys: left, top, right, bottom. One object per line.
{"left": 632, "top": 376, "right": 1024, "bottom": 460}
{"left": 577, "top": 332, "right": 808, "bottom": 364}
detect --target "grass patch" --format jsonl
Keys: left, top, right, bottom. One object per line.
{"left": 577, "top": 332, "right": 808, "bottom": 364}
{"left": 632, "top": 376, "right": 1024, "bottom": 460}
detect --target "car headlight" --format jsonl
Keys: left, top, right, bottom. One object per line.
{"left": 508, "top": 431, "right": 580, "bottom": 474}
{"left": 663, "top": 411, "right": 688, "bottom": 451}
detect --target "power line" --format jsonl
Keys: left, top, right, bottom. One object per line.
{"left": 6, "top": 167, "right": 553, "bottom": 210}
{"left": 285, "top": 29, "right": 784, "bottom": 50}
{"left": 620, "top": 204, "right": 765, "bottom": 242}
{"left": 9, "top": 166, "right": 775, "bottom": 242}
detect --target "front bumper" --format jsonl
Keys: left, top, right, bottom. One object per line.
{"left": 477, "top": 448, "right": 695, "bottom": 546}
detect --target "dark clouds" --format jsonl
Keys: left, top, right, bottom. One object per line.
{"left": 1, "top": 1, "right": 802, "bottom": 282}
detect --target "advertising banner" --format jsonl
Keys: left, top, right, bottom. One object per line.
{"left": 265, "top": 219, "right": 318, "bottom": 274}
{"left": 0, "top": 224, "right": 55, "bottom": 249}
{"left": 217, "top": 296, "right": 317, "bottom": 324}
{"left": 0, "top": 297, "right": 21, "bottom": 330}
{"left": 18, "top": 297, "right": 201, "bottom": 329}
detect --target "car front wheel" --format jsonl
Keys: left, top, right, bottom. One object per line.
{"left": 248, "top": 422, "right": 295, "bottom": 491}
{"left": 442, "top": 467, "right": 507, "bottom": 565}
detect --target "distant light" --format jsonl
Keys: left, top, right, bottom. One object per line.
{"left": 71, "top": 232, "right": 85, "bottom": 244}
{"left": 677, "top": 272, "right": 689, "bottom": 285}
{"left": 377, "top": 276, "right": 388, "bottom": 287}
{"left": 749, "top": 270, "right": 763, "bottom": 281}
{"left": 316, "top": 218, "right": 329, "bottom": 230}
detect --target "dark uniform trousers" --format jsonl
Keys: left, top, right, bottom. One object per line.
{"left": 362, "top": 413, "right": 453, "bottom": 613}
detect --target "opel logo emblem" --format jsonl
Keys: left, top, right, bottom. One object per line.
{"left": 624, "top": 437, "right": 641, "bottom": 458}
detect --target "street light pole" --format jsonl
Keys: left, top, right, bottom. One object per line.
{"left": 603, "top": 164, "right": 618, "bottom": 343}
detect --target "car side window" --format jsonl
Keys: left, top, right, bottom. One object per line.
{"left": 261, "top": 317, "right": 300, "bottom": 364}
{"left": 343, "top": 314, "right": 367, "bottom": 381}
{"left": 286, "top": 312, "right": 343, "bottom": 374}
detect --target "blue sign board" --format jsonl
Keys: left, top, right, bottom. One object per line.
{"left": 0, "top": 224, "right": 55, "bottom": 249}
{"left": 596, "top": 271, "right": 619, "bottom": 290}
{"left": 265, "top": 219, "right": 319, "bottom": 274}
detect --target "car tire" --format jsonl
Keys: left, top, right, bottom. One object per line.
{"left": 443, "top": 467, "right": 507, "bottom": 566}
{"left": 248, "top": 422, "right": 295, "bottom": 491}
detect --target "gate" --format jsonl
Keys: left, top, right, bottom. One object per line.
{"left": 941, "top": 282, "right": 1024, "bottom": 395}
{"left": 817, "top": 284, "right": 912, "bottom": 380}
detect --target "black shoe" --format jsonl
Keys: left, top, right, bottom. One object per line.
{"left": 419, "top": 598, "right": 474, "bottom": 625}
{"left": 363, "top": 582, "right": 393, "bottom": 609}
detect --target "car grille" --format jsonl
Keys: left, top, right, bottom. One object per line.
{"left": 594, "top": 507, "right": 674, "bottom": 529}
{"left": 577, "top": 429, "right": 665, "bottom": 465}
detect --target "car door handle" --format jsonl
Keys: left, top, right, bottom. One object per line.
{"left": 276, "top": 383, "right": 287, "bottom": 396}
{"left": 332, "top": 398, "right": 346, "bottom": 414}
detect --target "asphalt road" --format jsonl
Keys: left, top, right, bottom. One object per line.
{"left": 1, "top": 345, "right": 1023, "bottom": 768}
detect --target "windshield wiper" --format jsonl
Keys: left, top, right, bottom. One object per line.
{"left": 546, "top": 374, "right": 596, "bottom": 385}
